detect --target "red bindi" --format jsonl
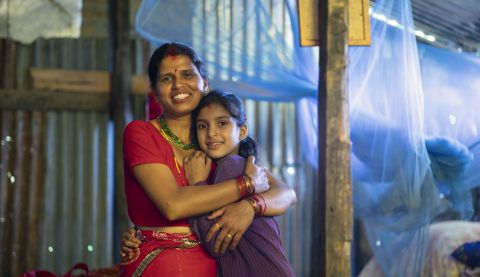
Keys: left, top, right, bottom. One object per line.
{"left": 167, "top": 45, "right": 177, "bottom": 60}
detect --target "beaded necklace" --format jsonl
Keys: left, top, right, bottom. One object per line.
{"left": 157, "top": 122, "right": 188, "bottom": 186}
{"left": 173, "top": 157, "right": 187, "bottom": 186}
{"left": 157, "top": 116, "right": 195, "bottom": 150}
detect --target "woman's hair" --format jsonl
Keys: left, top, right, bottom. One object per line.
{"left": 191, "top": 90, "right": 257, "bottom": 159}
{"left": 148, "top": 42, "right": 208, "bottom": 89}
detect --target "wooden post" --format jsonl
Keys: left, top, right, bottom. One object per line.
{"left": 314, "top": 0, "right": 352, "bottom": 276}
{"left": 0, "top": 40, "right": 17, "bottom": 277}
{"left": 11, "top": 111, "right": 32, "bottom": 276}
{"left": 109, "top": 0, "right": 133, "bottom": 262}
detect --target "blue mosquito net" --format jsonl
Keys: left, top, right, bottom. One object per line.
{"left": 350, "top": 0, "right": 480, "bottom": 275}
{"left": 135, "top": 0, "right": 480, "bottom": 275}
{"left": 135, "top": 0, "right": 319, "bottom": 167}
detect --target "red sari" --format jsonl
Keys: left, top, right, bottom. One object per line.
{"left": 120, "top": 231, "right": 216, "bottom": 277}
{"left": 121, "top": 121, "right": 217, "bottom": 276}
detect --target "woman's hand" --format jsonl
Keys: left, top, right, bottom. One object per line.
{"left": 120, "top": 228, "right": 141, "bottom": 258}
{"left": 205, "top": 200, "right": 255, "bottom": 254}
{"left": 244, "top": 156, "right": 269, "bottom": 194}
{"left": 184, "top": 151, "right": 212, "bottom": 185}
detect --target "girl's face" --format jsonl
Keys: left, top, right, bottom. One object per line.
{"left": 195, "top": 103, "right": 248, "bottom": 160}
{"left": 155, "top": 55, "right": 208, "bottom": 118}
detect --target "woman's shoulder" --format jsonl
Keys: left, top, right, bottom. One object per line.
{"left": 124, "top": 120, "right": 156, "bottom": 136}
{"left": 125, "top": 120, "right": 152, "bottom": 130}
{"left": 123, "top": 120, "right": 169, "bottom": 164}
{"left": 123, "top": 120, "right": 166, "bottom": 147}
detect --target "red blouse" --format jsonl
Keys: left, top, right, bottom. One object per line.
{"left": 123, "top": 120, "right": 189, "bottom": 227}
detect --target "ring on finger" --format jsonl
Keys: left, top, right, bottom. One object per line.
{"left": 226, "top": 233, "right": 233, "bottom": 239}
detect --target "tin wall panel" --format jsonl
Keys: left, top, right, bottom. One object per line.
{"left": 38, "top": 111, "right": 113, "bottom": 274}
{"left": 0, "top": 37, "right": 147, "bottom": 275}
{"left": 245, "top": 99, "right": 316, "bottom": 277}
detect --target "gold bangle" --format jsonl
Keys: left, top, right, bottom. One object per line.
{"left": 245, "top": 197, "right": 259, "bottom": 214}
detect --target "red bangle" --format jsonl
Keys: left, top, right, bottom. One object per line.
{"left": 245, "top": 194, "right": 266, "bottom": 216}
{"left": 236, "top": 176, "right": 250, "bottom": 197}
{"left": 242, "top": 175, "right": 255, "bottom": 195}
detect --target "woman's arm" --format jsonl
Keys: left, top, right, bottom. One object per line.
{"left": 205, "top": 169, "right": 297, "bottom": 252}
{"left": 133, "top": 155, "right": 268, "bottom": 221}
{"left": 257, "top": 170, "right": 297, "bottom": 216}
{"left": 125, "top": 122, "right": 269, "bottom": 221}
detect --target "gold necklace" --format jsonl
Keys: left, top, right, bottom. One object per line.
{"left": 158, "top": 124, "right": 187, "bottom": 186}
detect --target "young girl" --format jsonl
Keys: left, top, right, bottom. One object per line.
{"left": 185, "top": 90, "right": 295, "bottom": 277}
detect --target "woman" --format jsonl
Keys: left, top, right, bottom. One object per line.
{"left": 121, "top": 43, "right": 296, "bottom": 276}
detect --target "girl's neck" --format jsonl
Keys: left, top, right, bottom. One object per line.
{"left": 213, "top": 152, "right": 240, "bottom": 164}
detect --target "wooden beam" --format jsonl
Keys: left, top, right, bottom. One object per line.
{"left": 109, "top": 0, "right": 134, "bottom": 262}
{"left": 31, "top": 68, "right": 150, "bottom": 95}
{"left": 131, "top": 74, "right": 150, "bottom": 95}
{"left": 81, "top": 0, "right": 142, "bottom": 38}
{"left": 314, "top": 0, "right": 352, "bottom": 276}
{"left": 0, "top": 89, "right": 110, "bottom": 111}
{"left": 31, "top": 68, "right": 110, "bottom": 93}
{"left": 298, "top": 0, "right": 370, "bottom": 46}
{"left": 348, "top": 0, "right": 371, "bottom": 45}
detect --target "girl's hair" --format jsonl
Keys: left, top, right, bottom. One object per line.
{"left": 148, "top": 42, "right": 208, "bottom": 89}
{"left": 191, "top": 90, "right": 257, "bottom": 159}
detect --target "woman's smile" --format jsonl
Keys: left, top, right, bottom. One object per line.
{"left": 172, "top": 92, "right": 192, "bottom": 102}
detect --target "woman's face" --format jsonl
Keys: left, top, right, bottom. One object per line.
{"left": 155, "top": 55, "right": 207, "bottom": 118}
{"left": 195, "top": 103, "right": 247, "bottom": 160}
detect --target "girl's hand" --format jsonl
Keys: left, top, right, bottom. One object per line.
{"left": 205, "top": 200, "right": 255, "bottom": 254}
{"left": 184, "top": 151, "right": 212, "bottom": 185}
{"left": 120, "top": 228, "right": 141, "bottom": 258}
{"left": 244, "top": 156, "right": 269, "bottom": 193}
{"left": 184, "top": 151, "right": 211, "bottom": 185}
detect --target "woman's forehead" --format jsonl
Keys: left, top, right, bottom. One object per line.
{"left": 159, "top": 55, "right": 197, "bottom": 73}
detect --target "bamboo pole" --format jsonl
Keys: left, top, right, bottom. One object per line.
{"left": 109, "top": 0, "right": 133, "bottom": 262}
{"left": 314, "top": 0, "right": 352, "bottom": 276}
{"left": 0, "top": 40, "right": 17, "bottom": 277}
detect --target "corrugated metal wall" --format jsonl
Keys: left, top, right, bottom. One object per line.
{"left": 32, "top": 38, "right": 113, "bottom": 275}
{"left": 245, "top": 100, "right": 316, "bottom": 277}
{"left": 0, "top": 38, "right": 146, "bottom": 275}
